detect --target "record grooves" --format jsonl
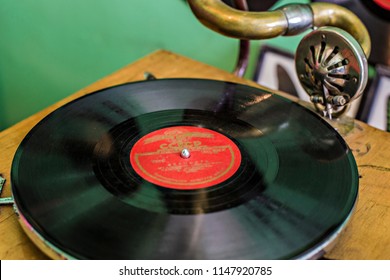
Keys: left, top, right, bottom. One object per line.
{"left": 11, "top": 79, "right": 358, "bottom": 259}
{"left": 93, "top": 109, "right": 271, "bottom": 214}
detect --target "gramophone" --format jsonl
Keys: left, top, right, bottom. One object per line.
{"left": 188, "top": 0, "right": 370, "bottom": 119}
{"left": 2, "top": 1, "right": 386, "bottom": 260}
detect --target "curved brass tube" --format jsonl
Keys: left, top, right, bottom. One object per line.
{"left": 187, "top": 0, "right": 288, "bottom": 39}
{"left": 187, "top": 0, "right": 371, "bottom": 57}
{"left": 310, "top": 3, "right": 371, "bottom": 56}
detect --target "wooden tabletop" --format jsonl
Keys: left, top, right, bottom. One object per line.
{"left": 1, "top": 50, "right": 389, "bottom": 260}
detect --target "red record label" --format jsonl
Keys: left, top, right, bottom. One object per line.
{"left": 374, "top": 0, "right": 390, "bottom": 10}
{"left": 130, "top": 126, "right": 241, "bottom": 190}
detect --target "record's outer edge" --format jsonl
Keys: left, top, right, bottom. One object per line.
{"left": 13, "top": 207, "right": 75, "bottom": 260}
{"left": 10, "top": 78, "right": 359, "bottom": 260}
{"left": 295, "top": 185, "right": 359, "bottom": 260}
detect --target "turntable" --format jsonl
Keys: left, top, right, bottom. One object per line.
{"left": 0, "top": 1, "right": 390, "bottom": 260}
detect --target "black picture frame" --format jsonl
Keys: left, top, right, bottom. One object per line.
{"left": 253, "top": 45, "right": 362, "bottom": 118}
{"left": 359, "top": 65, "right": 390, "bottom": 131}
{"left": 253, "top": 45, "right": 310, "bottom": 101}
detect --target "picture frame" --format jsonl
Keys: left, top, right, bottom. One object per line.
{"left": 359, "top": 64, "right": 390, "bottom": 131}
{"left": 253, "top": 45, "right": 362, "bottom": 118}
{"left": 253, "top": 45, "right": 310, "bottom": 102}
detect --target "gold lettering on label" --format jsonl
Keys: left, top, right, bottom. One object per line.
{"left": 159, "top": 143, "right": 168, "bottom": 149}
{"left": 159, "top": 141, "right": 203, "bottom": 150}
{"left": 151, "top": 159, "right": 166, "bottom": 164}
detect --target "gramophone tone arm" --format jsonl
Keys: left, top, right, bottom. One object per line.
{"left": 187, "top": 0, "right": 371, "bottom": 57}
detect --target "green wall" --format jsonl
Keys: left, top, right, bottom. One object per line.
{"left": 0, "top": 0, "right": 307, "bottom": 130}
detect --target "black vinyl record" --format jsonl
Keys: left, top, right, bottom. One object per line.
{"left": 11, "top": 79, "right": 358, "bottom": 259}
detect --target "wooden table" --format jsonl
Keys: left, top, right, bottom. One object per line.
{"left": 1, "top": 50, "right": 389, "bottom": 260}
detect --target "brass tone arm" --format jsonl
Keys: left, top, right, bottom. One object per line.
{"left": 187, "top": 0, "right": 371, "bottom": 57}
{"left": 310, "top": 3, "right": 371, "bottom": 56}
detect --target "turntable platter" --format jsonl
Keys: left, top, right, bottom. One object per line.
{"left": 10, "top": 78, "right": 358, "bottom": 259}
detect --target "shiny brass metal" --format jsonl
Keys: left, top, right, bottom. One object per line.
{"left": 295, "top": 27, "right": 368, "bottom": 118}
{"left": 310, "top": 3, "right": 371, "bottom": 57}
{"left": 187, "top": 0, "right": 288, "bottom": 39}
{"left": 187, "top": 0, "right": 371, "bottom": 57}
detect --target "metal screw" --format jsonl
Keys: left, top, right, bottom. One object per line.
{"left": 310, "top": 95, "right": 324, "bottom": 104}
{"left": 330, "top": 95, "right": 349, "bottom": 106}
{"left": 180, "top": 148, "right": 191, "bottom": 159}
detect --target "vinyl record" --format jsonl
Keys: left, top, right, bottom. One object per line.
{"left": 11, "top": 79, "right": 358, "bottom": 259}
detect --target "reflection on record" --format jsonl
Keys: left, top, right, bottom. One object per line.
{"left": 11, "top": 79, "right": 358, "bottom": 259}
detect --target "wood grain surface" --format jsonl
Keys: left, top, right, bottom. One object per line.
{"left": 0, "top": 50, "right": 389, "bottom": 260}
